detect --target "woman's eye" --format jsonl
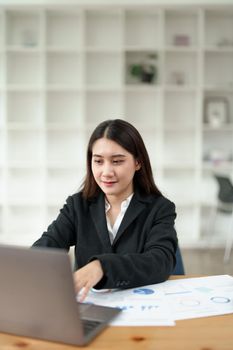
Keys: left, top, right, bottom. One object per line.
{"left": 113, "top": 160, "right": 123, "bottom": 164}
{"left": 94, "top": 159, "right": 102, "bottom": 164}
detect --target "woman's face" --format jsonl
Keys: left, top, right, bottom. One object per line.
{"left": 91, "top": 138, "right": 140, "bottom": 200}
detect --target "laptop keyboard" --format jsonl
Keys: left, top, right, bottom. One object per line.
{"left": 82, "top": 319, "right": 102, "bottom": 336}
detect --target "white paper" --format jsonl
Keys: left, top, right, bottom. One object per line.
{"left": 80, "top": 275, "right": 233, "bottom": 326}
{"left": 84, "top": 286, "right": 175, "bottom": 326}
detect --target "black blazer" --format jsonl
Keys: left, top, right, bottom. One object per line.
{"left": 32, "top": 190, "right": 178, "bottom": 290}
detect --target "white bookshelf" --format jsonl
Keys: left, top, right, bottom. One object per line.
{"left": 0, "top": 4, "right": 233, "bottom": 247}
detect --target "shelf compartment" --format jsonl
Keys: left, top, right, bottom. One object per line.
{"left": 164, "top": 51, "right": 198, "bottom": 86}
{"left": 164, "top": 90, "right": 197, "bottom": 129}
{"left": 203, "top": 91, "right": 233, "bottom": 126}
{"left": 175, "top": 205, "right": 200, "bottom": 243}
{"left": 204, "top": 52, "right": 233, "bottom": 89}
{"left": 85, "top": 52, "right": 122, "bottom": 86}
{"left": 6, "top": 205, "right": 44, "bottom": 242}
{"left": 47, "top": 52, "right": 82, "bottom": 86}
{"left": 125, "top": 50, "right": 159, "bottom": 85}
{"left": 163, "top": 130, "right": 197, "bottom": 167}
{"left": 161, "top": 169, "right": 197, "bottom": 203}
{"left": 46, "top": 130, "right": 85, "bottom": 166}
{"left": 46, "top": 91, "right": 83, "bottom": 125}
{"left": 125, "top": 90, "right": 161, "bottom": 128}
{"left": 86, "top": 9, "right": 122, "bottom": 49}
{"left": 7, "top": 91, "right": 43, "bottom": 125}
{"left": 7, "top": 130, "right": 43, "bottom": 164}
{"left": 7, "top": 167, "right": 44, "bottom": 201}
{"left": 47, "top": 168, "right": 84, "bottom": 201}
{"left": 86, "top": 91, "right": 122, "bottom": 126}
{"left": 140, "top": 130, "right": 162, "bottom": 168}
{"left": 204, "top": 9, "right": 233, "bottom": 48}
{"left": 164, "top": 8, "right": 199, "bottom": 47}
{"left": 46, "top": 9, "right": 82, "bottom": 49}
{"left": 6, "top": 10, "right": 40, "bottom": 47}
{"left": 202, "top": 130, "right": 233, "bottom": 165}
{"left": 125, "top": 9, "right": 161, "bottom": 48}
{"left": 6, "top": 52, "right": 42, "bottom": 86}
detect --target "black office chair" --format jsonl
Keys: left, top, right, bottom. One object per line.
{"left": 213, "top": 174, "right": 233, "bottom": 262}
{"left": 172, "top": 245, "right": 185, "bottom": 275}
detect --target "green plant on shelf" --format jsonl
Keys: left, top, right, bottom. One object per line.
{"left": 129, "top": 53, "right": 158, "bottom": 84}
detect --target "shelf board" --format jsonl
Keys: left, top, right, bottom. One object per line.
{"left": 6, "top": 85, "right": 43, "bottom": 91}
{"left": 164, "top": 85, "right": 197, "bottom": 92}
{"left": 7, "top": 162, "right": 45, "bottom": 169}
{"left": 163, "top": 163, "right": 197, "bottom": 170}
{"left": 204, "top": 46, "right": 233, "bottom": 53}
{"left": 204, "top": 85, "right": 233, "bottom": 93}
{"left": 46, "top": 85, "right": 82, "bottom": 91}
{"left": 202, "top": 161, "right": 233, "bottom": 171}
{"left": 164, "top": 45, "right": 198, "bottom": 52}
{"left": 46, "top": 47, "right": 81, "bottom": 53}
{"left": 7, "top": 199, "right": 44, "bottom": 206}
{"left": 164, "top": 124, "right": 196, "bottom": 132}
{"left": 46, "top": 123, "right": 83, "bottom": 131}
{"left": 85, "top": 85, "right": 122, "bottom": 91}
{"left": 7, "top": 123, "right": 44, "bottom": 131}
{"left": 124, "top": 46, "right": 160, "bottom": 52}
{"left": 203, "top": 124, "right": 233, "bottom": 132}
{"left": 6, "top": 46, "right": 41, "bottom": 53}
{"left": 85, "top": 47, "right": 122, "bottom": 53}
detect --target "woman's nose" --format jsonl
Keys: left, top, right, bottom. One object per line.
{"left": 102, "top": 163, "right": 114, "bottom": 176}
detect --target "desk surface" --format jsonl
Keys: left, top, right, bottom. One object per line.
{"left": 1, "top": 276, "right": 233, "bottom": 350}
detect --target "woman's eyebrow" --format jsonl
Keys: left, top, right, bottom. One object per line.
{"left": 92, "top": 154, "right": 126, "bottom": 158}
{"left": 111, "top": 154, "right": 126, "bottom": 158}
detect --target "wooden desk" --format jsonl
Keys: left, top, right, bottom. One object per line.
{"left": 0, "top": 276, "right": 232, "bottom": 350}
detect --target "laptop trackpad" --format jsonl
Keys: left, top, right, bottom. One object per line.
{"left": 78, "top": 303, "right": 119, "bottom": 322}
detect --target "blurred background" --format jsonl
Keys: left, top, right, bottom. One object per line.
{"left": 0, "top": 0, "right": 233, "bottom": 275}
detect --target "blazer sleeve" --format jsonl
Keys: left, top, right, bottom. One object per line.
{"left": 92, "top": 198, "right": 178, "bottom": 290}
{"left": 32, "top": 196, "right": 76, "bottom": 250}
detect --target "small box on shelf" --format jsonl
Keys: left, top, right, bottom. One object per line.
{"left": 164, "top": 8, "right": 199, "bottom": 47}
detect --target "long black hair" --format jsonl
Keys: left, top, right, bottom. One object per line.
{"left": 81, "top": 119, "right": 161, "bottom": 199}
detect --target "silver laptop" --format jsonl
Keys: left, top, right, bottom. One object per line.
{"left": 0, "top": 244, "right": 121, "bottom": 346}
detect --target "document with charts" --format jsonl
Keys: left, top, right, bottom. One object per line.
{"left": 81, "top": 275, "right": 233, "bottom": 326}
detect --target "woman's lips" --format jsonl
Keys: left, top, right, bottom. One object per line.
{"left": 102, "top": 181, "right": 116, "bottom": 187}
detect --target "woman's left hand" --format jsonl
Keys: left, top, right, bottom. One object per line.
{"left": 73, "top": 260, "right": 104, "bottom": 302}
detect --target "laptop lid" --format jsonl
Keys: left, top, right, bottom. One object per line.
{"left": 0, "top": 244, "right": 120, "bottom": 346}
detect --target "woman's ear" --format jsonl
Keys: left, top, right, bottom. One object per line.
{"left": 135, "top": 161, "right": 141, "bottom": 171}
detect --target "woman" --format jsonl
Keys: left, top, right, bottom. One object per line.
{"left": 33, "top": 119, "right": 178, "bottom": 301}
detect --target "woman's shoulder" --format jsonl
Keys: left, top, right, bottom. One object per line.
{"left": 137, "top": 192, "right": 176, "bottom": 212}
{"left": 65, "top": 191, "right": 100, "bottom": 208}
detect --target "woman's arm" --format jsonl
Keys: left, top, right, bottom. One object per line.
{"left": 90, "top": 199, "right": 178, "bottom": 290}
{"left": 32, "top": 196, "right": 76, "bottom": 250}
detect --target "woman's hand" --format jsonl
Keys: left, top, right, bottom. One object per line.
{"left": 73, "top": 260, "right": 104, "bottom": 302}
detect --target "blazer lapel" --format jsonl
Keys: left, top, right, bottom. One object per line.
{"left": 89, "top": 193, "right": 112, "bottom": 251}
{"left": 113, "top": 192, "right": 151, "bottom": 246}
